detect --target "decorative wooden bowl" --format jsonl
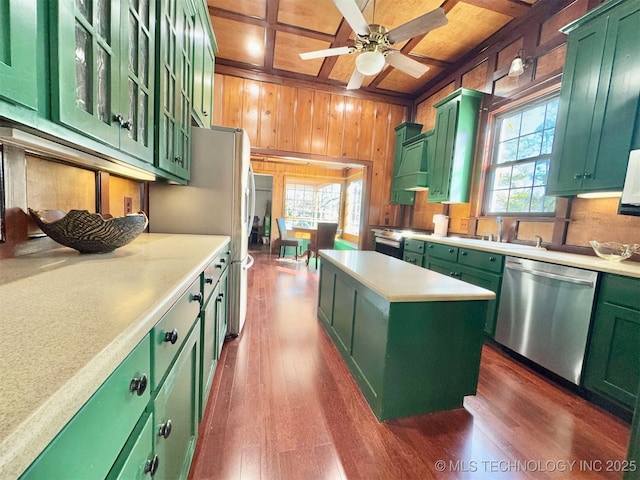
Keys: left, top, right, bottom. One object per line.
{"left": 29, "top": 208, "right": 148, "bottom": 253}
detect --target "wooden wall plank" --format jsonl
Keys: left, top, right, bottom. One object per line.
{"left": 358, "top": 100, "right": 375, "bottom": 161}
{"left": 342, "top": 97, "right": 361, "bottom": 158}
{"left": 311, "top": 91, "right": 331, "bottom": 156}
{"left": 294, "top": 88, "right": 314, "bottom": 154}
{"left": 213, "top": 73, "right": 224, "bottom": 126}
{"left": 326, "top": 95, "right": 345, "bottom": 157}
{"left": 368, "top": 103, "right": 391, "bottom": 226}
{"left": 222, "top": 75, "right": 244, "bottom": 127}
{"left": 242, "top": 79, "right": 261, "bottom": 144}
{"left": 258, "top": 83, "right": 279, "bottom": 149}
{"left": 276, "top": 85, "right": 297, "bottom": 151}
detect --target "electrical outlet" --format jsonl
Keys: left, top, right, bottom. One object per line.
{"left": 124, "top": 197, "right": 133, "bottom": 214}
{"left": 460, "top": 218, "right": 469, "bottom": 231}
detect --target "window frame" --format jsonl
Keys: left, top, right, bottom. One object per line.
{"left": 482, "top": 91, "right": 560, "bottom": 217}
{"left": 283, "top": 178, "right": 342, "bottom": 230}
{"left": 344, "top": 177, "right": 363, "bottom": 236}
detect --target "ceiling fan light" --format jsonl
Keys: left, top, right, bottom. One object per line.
{"left": 356, "top": 51, "right": 385, "bottom": 76}
{"left": 508, "top": 55, "right": 524, "bottom": 77}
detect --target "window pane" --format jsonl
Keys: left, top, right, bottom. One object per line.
{"left": 544, "top": 99, "right": 559, "bottom": 129}
{"left": 534, "top": 160, "right": 549, "bottom": 186}
{"left": 520, "top": 104, "right": 546, "bottom": 136}
{"left": 541, "top": 129, "right": 554, "bottom": 155}
{"left": 490, "top": 190, "right": 509, "bottom": 212}
{"left": 530, "top": 186, "right": 546, "bottom": 212}
{"left": 511, "top": 162, "right": 534, "bottom": 188}
{"left": 494, "top": 166, "right": 511, "bottom": 189}
{"left": 516, "top": 132, "right": 542, "bottom": 160}
{"left": 497, "top": 139, "right": 518, "bottom": 163}
{"left": 507, "top": 188, "right": 532, "bottom": 212}
{"left": 500, "top": 114, "right": 521, "bottom": 141}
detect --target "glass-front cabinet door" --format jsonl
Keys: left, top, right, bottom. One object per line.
{"left": 0, "top": 0, "right": 39, "bottom": 110}
{"left": 50, "top": 0, "right": 155, "bottom": 163}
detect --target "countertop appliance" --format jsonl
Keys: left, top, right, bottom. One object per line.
{"left": 373, "top": 229, "right": 404, "bottom": 258}
{"left": 495, "top": 257, "right": 598, "bottom": 385}
{"left": 149, "top": 126, "right": 255, "bottom": 336}
{"left": 619, "top": 149, "right": 640, "bottom": 216}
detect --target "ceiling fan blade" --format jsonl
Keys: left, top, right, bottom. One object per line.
{"left": 333, "top": 0, "right": 370, "bottom": 36}
{"left": 387, "top": 8, "right": 448, "bottom": 45}
{"left": 299, "top": 46, "right": 353, "bottom": 60}
{"left": 385, "top": 51, "right": 429, "bottom": 78}
{"left": 346, "top": 69, "right": 365, "bottom": 90}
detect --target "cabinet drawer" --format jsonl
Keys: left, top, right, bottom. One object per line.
{"left": 107, "top": 413, "right": 154, "bottom": 479}
{"left": 202, "top": 248, "right": 230, "bottom": 304}
{"left": 598, "top": 274, "right": 640, "bottom": 311}
{"left": 404, "top": 238, "right": 425, "bottom": 254}
{"left": 22, "top": 336, "right": 151, "bottom": 480}
{"left": 152, "top": 277, "right": 201, "bottom": 390}
{"left": 458, "top": 248, "right": 504, "bottom": 273}
{"left": 426, "top": 242, "right": 458, "bottom": 261}
{"left": 403, "top": 251, "right": 425, "bottom": 267}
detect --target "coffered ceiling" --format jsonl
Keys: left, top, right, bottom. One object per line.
{"left": 207, "top": 0, "right": 540, "bottom": 99}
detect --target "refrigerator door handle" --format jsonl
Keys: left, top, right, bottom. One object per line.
{"left": 244, "top": 254, "right": 255, "bottom": 270}
{"left": 246, "top": 164, "right": 256, "bottom": 237}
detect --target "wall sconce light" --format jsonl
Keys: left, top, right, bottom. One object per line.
{"left": 508, "top": 49, "right": 528, "bottom": 77}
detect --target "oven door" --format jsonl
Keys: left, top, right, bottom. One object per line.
{"left": 374, "top": 236, "right": 404, "bottom": 258}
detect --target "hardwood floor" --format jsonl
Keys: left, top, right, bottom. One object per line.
{"left": 189, "top": 250, "right": 630, "bottom": 479}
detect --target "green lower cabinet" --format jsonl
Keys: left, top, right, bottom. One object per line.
{"left": 403, "top": 251, "right": 425, "bottom": 267}
{"left": 153, "top": 321, "right": 200, "bottom": 480}
{"left": 318, "top": 260, "right": 486, "bottom": 421}
{"left": 625, "top": 381, "right": 640, "bottom": 479}
{"left": 216, "top": 270, "right": 228, "bottom": 358}
{"left": 318, "top": 266, "right": 336, "bottom": 326}
{"left": 20, "top": 336, "right": 151, "bottom": 480}
{"left": 583, "top": 274, "right": 640, "bottom": 411}
{"left": 403, "top": 239, "right": 426, "bottom": 267}
{"left": 200, "top": 283, "right": 219, "bottom": 420}
{"left": 107, "top": 413, "right": 155, "bottom": 480}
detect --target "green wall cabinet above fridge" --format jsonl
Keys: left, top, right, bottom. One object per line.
{"left": 428, "top": 88, "right": 484, "bottom": 204}
{"left": 547, "top": 0, "right": 640, "bottom": 196}
{"left": 390, "top": 122, "right": 423, "bottom": 205}
{"left": 50, "top": 0, "right": 156, "bottom": 163}
{"left": 0, "top": 0, "right": 39, "bottom": 111}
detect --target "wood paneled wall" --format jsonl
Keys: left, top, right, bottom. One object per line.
{"left": 213, "top": 73, "right": 408, "bottom": 234}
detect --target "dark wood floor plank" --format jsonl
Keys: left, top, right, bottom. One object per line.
{"left": 189, "top": 250, "right": 630, "bottom": 480}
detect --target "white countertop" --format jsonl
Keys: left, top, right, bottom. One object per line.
{"left": 0, "top": 233, "right": 230, "bottom": 479}
{"left": 406, "top": 233, "right": 640, "bottom": 279}
{"left": 320, "top": 250, "right": 495, "bottom": 302}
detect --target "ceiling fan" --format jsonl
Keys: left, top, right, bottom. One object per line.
{"left": 299, "top": 0, "right": 448, "bottom": 90}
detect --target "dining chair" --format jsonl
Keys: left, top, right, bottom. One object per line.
{"left": 306, "top": 222, "right": 338, "bottom": 268}
{"left": 276, "top": 218, "right": 301, "bottom": 259}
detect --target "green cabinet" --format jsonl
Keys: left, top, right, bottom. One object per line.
{"left": 192, "top": 1, "right": 217, "bottom": 128}
{"left": 216, "top": 269, "right": 228, "bottom": 358}
{"left": 390, "top": 122, "right": 423, "bottom": 205}
{"left": 107, "top": 413, "right": 155, "bottom": 480}
{"left": 0, "top": 0, "right": 38, "bottom": 110}
{"left": 425, "top": 242, "right": 504, "bottom": 336}
{"left": 393, "top": 130, "right": 434, "bottom": 195}
{"left": 156, "top": 0, "right": 195, "bottom": 180}
{"left": 583, "top": 274, "right": 640, "bottom": 411}
{"left": 403, "top": 238, "right": 426, "bottom": 267}
{"left": 428, "top": 88, "right": 484, "bottom": 203}
{"left": 547, "top": 0, "right": 640, "bottom": 196}
{"left": 50, "top": 0, "right": 156, "bottom": 162}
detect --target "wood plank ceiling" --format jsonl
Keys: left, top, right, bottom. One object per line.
{"left": 207, "top": 0, "right": 539, "bottom": 100}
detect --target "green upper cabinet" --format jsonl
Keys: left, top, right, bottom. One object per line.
{"left": 192, "top": 1, "right": 217, "bottom": 128}
{"left": 391, "top": 122, "right": 423, "bottom": 205}
{"left": 428, "top": 88, "right": 484, "bottom": 203}
{"left": 50, "top": 0, "right": 156, "bottom": 163}
{"left": 547, "top": 0, "right": 640, "bottom": 196}
{"left": 0, "top": 0, "right": 39, "bottom": 110}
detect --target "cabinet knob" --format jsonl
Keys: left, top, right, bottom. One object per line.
{"left": 191, "top": 292, "right": 203, "bottom": 304}
{"left": 203, "top": 111, "right": 208, "bottom": 116}
{"left": 574, "top": 173, "right": 583, "bottom": 179}
{"left": 205, "top": 277, "right": 214, "bottom": 284}
{"left": 129, "top": 374, "right": 148, "bottom": 396}
{"left": 428, "top": 244, "right": 434, "bottom": 248}
{"left": 460, "top": 251, "right": 467, "bottom": 256}
{"left": 144, "top": 454, "right": 159, "bottom": 476}
{"left": 220, "top": 258, "right": 226, "bottom": 263}
{"left": 217, "top": 292, "right": 224, "bottom": 302}
{"left": 113, "top": 114, "right": 133, "bottom": 131}
{"left": 489, "top": 256, "right": 496, "bottom": 262}
{"left": 583, "top": 172, "right": 592, "bottom": 179}
{"left": 164, "top": 329, "right": 179, "bottom": 344}
{"left": 448, "top": 248, "right": 454, "bottom": 253}
{"left": 158, "top": 419, "right": 172, "bottom": 439}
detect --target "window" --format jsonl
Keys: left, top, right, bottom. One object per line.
{"left": 344, "top": 179, "right": 362, "bottom": 235}
{"left": 284, "top": 180, "right": 341, "bottom": 229}
{"left": 485, "top": 96, "right": 558, "bottom": 214}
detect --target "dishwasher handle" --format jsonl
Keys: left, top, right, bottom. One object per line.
{"left": 505, "top": 262, "right": 596, "bottom": 287}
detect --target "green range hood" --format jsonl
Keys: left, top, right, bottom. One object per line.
{"left": 394, "top": 130, "right": 434, "bottom": 191}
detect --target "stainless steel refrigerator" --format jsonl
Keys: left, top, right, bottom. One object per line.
{"left": 148, "top": 126, "right": 255, "bottom": 335}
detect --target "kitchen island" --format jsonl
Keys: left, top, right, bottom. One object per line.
{"left": 317, "top": 250, "right": 495, "bottom": 421}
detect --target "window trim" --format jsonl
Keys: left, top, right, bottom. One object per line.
{"left": 283, "top": 178, "right": 343, "bottom": 230}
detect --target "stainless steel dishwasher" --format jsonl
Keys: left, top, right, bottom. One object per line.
{"left": 495, "top": 257, "right": 598, "bottom": 385}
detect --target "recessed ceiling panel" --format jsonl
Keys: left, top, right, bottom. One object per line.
{"left": 208, "top": 0, "right": 266, "bottom": 19}
{"left": 376, "top": 64, "right": 443, "bottom": 94}
{"left": 361, "top": 0, "right": 444, "bottom": 35}
{"left": 210, "top": 16, "right": 266, "bottom": 66}
{"left": 274, "top": 32, "right": 332, "bottom": 75}
{"left": 278, "top": 0, "right": 344, "bottom": 35}
{"left": 412, "top": 2, "right": 512, "bottom": 62}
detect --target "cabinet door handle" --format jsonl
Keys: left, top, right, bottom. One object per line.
{"left": 460, "top": 251, "right": 467, "bottom": 256}
{"left": 144, "top": 454, "right": 159, "bottom": 476}
{"left": 164, "top": 329, "right": 179, "bottom": 344}
{"left": 217, "top": 292, "right": 224, "bottom": 302}
{"left": 158, "top": 419, "right": 172, "bottom": 439}
{"left": 215, "top": 264, "right": 223, "bottom": 269}
{"left": 220, "top": 258, "right": 226, "bottom": 263}
{"left": 205, "top": 277, "right": 214, "bottom": 284}
{"left": 129, "top": 374, "right": 148, "bottom": 396}
{"left": 191, "top": 293, "right": 203, "bottom": 305}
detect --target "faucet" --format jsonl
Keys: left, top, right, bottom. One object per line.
{"left": 487, "top": 232, "right": 494, "bottom": 242}
{"left": 535, "top": 235, "right": 543, "bottom": 248}
{"left": 496, "top": 216, "right": 503, "bottom": 243}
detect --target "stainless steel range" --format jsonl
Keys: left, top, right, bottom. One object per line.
{"left": 373, "top": 229, "right": 405, "bottom": 258}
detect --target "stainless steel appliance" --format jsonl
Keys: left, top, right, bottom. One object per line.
{"left": 149, "top": 126, "right": 255, "bottom": 335}
{"left": 495, "top": 257, "right": 598, "bottom": 385}
{"left": 373, "top": 229, "right": 404, "bottom": 258}
{"left": 619, "top": 149, "right": 640, "bottom": 216}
